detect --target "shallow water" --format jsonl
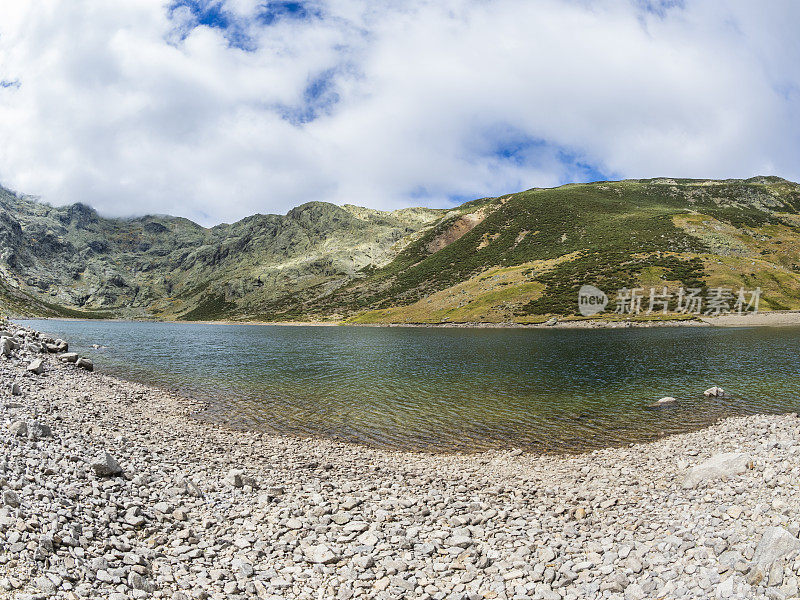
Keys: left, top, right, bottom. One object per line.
{"left": 18, "top": 319, "right": 800, "bottom": 452}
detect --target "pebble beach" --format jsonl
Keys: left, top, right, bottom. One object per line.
{"left": 2, "top": 321, "right": 800, "bottom": 600}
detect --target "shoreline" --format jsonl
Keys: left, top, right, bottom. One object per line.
{"left": 2, "top": 323, "right": 800, "bottom": 598}
{"left": 16, "top": 309, "right": 800, "bottom": 330}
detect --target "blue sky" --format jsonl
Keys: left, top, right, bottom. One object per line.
{"left": 0, "top": 0, "right": 798, "bottom": 225}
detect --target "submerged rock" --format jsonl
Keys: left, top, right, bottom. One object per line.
{"left": 656, "top": 397, "right": 677, "bottom": 404}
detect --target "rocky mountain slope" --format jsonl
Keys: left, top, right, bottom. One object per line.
{"left": 1, "top": 176, "right": 800, "bottom": 323}
{"left": 0, "top": 188, "right": 443, "bottom": 320}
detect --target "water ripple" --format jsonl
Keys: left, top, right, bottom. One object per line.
{"left": 19, "top": 320, "right": 800, "bottom": 453}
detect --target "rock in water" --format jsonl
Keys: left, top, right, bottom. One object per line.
{"left": 59, "top": 352, "right": 79, "bottom": 363}
{"left": 26, "top": 358, "right": 44, "bottom": 374}
{"left": 76, "top": 357, "right": 94, "bottom": 371}
{"left": 91, "top": 452, "right": 123, "bottom": 476}
{"left": 656, "top": 397, "right": 677, "bottom": 404}
{"left": 682, "top": 452, "right": 752, "bottom": 488}
{"left": 703, "top": 386, "right": 727, "bottom": 398}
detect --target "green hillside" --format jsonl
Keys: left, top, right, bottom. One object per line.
{"left": 2, "top": 177, "right": 800, "bottom": 324}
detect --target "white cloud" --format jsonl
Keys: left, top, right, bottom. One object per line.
{"left": 0, "top": 0, "right": 798, "bottom": 225}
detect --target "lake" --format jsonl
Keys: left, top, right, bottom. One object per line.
{"left": 17, "top": 319, "right": 800, "bottom": 453}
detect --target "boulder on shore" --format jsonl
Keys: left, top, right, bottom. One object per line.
{"left": 90, "top": 452, "right": 123, "bottom": 477}
{"left": 0, "top": 337, "right": 11, "bottom": 357}
{"left": 26, "top": 358, "right": 44, "bottom": 375}
{"left": 59, "top": 352, "right": 79, "bottom": 363}
{"left": 76, "top": 357, "right": 94, "bottom": 371}
{"left": 9, "top": 420, "right": 27, "bottom": 437}
{"left": 747, "top": 526, "right": 800, "bottom": 585}
{"left": 682, "top": 452, "right": 753, "bottom": 488}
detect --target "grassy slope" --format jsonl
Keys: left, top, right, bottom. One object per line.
{"left": 331, "top": 177, "right": 800, "bottom": 323}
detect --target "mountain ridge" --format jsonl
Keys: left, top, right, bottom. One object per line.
{"left": 2, "top": 176, "right": 800, "bottom": 323}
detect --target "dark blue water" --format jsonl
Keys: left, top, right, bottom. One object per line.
{"left": 18, "top": 319, "right": 800, "bottom": 452}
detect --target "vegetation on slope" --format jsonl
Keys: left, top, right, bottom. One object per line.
{"left": 2, "top": 176, "right": 800, "bottom": 323}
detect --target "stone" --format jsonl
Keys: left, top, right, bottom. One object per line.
{"left": 10, "top": 382, "right": 21, "bottom": 396}
{"left": 0, "top": 337, "right": 11, "bottom": 357}
{"left": 305, "top": 544, "right": 339, "bottom": 564}
{"left": 2, "top": 490, "right": 20, "bottom": 508}
{"left": 656, "top": 396, "right": 677, "bottom": 404}
{"left": 751, "top": 527, "right": 800, "bottom": 571}
{"left": 682, "top": 453, "right": 752, "bottom": 488}
{"left": 128, "top": 572, "right": 153, "bottom": 592}
{"left": 26, "top": 358, "right": 44, "bottom": 374}
{"left": 28, "top": 421, "right": 52, "bottom": 439}
{"left": 59, "top": 352, "right": 79, "bottom": 363}
{"left": 75, "top": 357, "right": 94, "bottom": 371}
{"left": 544, "top": 317, "right": 558, "bottom": 326}
{"left": 704, "top": 386, "right": 728, "bottom": 398}
{"left": 224, "top": 469, "right": 245, "bottom": 488}
{"left": 90, "top": 452, "right": 123, "bottom": 476}
{"left": 9, "top": 420, "right": 27, "bottom": 437}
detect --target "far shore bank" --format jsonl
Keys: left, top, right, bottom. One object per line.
{"left": 16, "top": 309, "right": 800, "bottom": 330}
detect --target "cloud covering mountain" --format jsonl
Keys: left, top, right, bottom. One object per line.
{"left": 1, "top": 0, "right": 799, "bottom": 225}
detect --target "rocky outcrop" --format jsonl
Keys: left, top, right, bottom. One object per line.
{"left": 0, "top": 186, "right": 443, "bottom": 320}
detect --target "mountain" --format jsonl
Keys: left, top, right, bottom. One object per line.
{"left": 2, "top": 176, "right": 800, "bottom": 323}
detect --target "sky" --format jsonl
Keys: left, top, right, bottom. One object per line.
{"left": 0, "top": 0, "right": 798, "bottom": 226}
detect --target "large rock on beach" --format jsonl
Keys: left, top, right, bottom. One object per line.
{"left": 75, "top": 357, "right": 94, "bottom": 371}
{"left": 748, "top": 527, "right": 800, "bottom": 585}
{"left": 0, "top": 337, "right": 11, "bottom": 357}
{"left": 28, "top": 421, "right": 52, "bottom": 440}
{"left": 9, "top": 420, "right": 27, "bottom": 437}
{"left": 58, "top": 352, "right": 79, "bottom": 363}
{"left": 682, "top": 452, "right": 753, "bottom": 488}
{"left": 90, "top": 452, "right": 123, "bottom": 476}
{"left": 26, "top": 358, "right": 44, "bottom": 374}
